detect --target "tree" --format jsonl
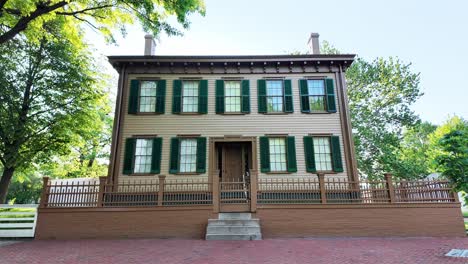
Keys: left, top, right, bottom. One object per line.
{"left": 427, "top": 116, "right": 468, "bottom": 202}
{"left": 321, "top": 42, "right": 423, "bottom": 179}
{"left": 0, "top": 0, "right": 205, "bottom": 44}
{"left": 0, "top": 21, "right": 104, "bottom": 203}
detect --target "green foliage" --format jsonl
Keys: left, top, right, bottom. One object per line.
{"left": 0, "top": 0, "right": 206, "bottom": 44}
{"left": 0, "top": 20, "right": 106, "bottom": 202}
{"left": 346, "top": 57, "right": 423, "bottom": 179}
{"left": 6, "top": 169, "right": 42, "bottom": 204}
{"left": 430, "top": 116, "right": 468, "bottom": 202}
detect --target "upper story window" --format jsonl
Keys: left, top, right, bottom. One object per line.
{"left": 122, "top": 137, "right": 162, "bottom": 175}
{"left": 139, "top": 81, "right": 158, "bottom": 112}
{"left": 172, "top": 80, "right": 208, "bottom": 114}
{"left": 182, "top": 81, "right": 199, "bottom": 112}
{"left": 306, "top": 80, "right": 326, "bottom": 111}
{"left": 216, "top": 80, "right": 250, "bottom": 114}
{"left": 266, "top": 80, "right": 284, "bottom": 113}
{"left": 299, "top": 78, "right": 336, "bottom": 113}
{"left": 258, "top": 79, "right": 293, "bottom": 114}
{"left": 225, "top": 81, "right": 241, "bottom": 112}
{"left": 128, "top": 80, "right": 166, "bottom": 115}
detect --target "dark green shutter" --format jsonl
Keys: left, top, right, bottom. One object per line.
{"left": 284, "top": 80, "right": 293, "bottom": 113}
{"left": 286, "top": 136, "right": 297, "bottom": 172}
{"left": 331, "top": 136, "right": 343, "bottom": 172}
{"left": 150, "top": 138, "right": 162, "bottom": 174}
{"left": 303, "top": 136, "right": 316, "bottom": 173}
{"left": 169, "top": 137, "right": 180, "bottom": 174}
{"left": 156, "top": 80, "right": 166, "bottom": 114}
{"left": 172, "top": 80, "right": 182, "bottom": 114}
{"left": 128, "top": 80, "right": 139, "bottom": 114}
{"left": 215, "top": 80, "right": 225, "bottom": 114}
{"left": 326, "top": 79, "right": 337, "bottom": 113}
{"left": 299, "top": 79, "right": 310, "bottom": 113}
{"left": 123, "top": 138, "right": 136, "bottom": 174}
{"left": 198, "top": 80, "right": 208, "bottom": 114}
{"left": 257, "top": 80, "right": 267, "bottom": 113}
{"left": 241, "top": 80, "right": 250, "bottom": 113}
{"left": 196, "top": 137, "right": 207, "bottom": 173}
{"left": 259, "top": 136, "right": 270, "bottom": 172}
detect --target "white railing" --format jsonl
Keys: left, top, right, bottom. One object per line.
{"left": 0, "top": 204, "right": 38, "bottom": 238}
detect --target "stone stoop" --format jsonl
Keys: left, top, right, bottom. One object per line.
{"left": 205, "top": 213, "right": 262, "bottom": 240}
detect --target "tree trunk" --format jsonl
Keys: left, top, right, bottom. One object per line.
{"left": 0, "top": 167, "right": 15, "bottom": 204}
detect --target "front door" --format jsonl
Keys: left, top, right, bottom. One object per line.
{"left": 218, "top": 142, "right": 251, "bottom": 212}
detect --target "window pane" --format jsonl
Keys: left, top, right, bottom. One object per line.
{"left": 134, "top": 139, "right": 153, "bottom": 173}
{"left": 182, "top": 81, "right": 199, "bottom": 112}
{"left": 269, "top": 138, "right": 287, "bottom": 172}
{"left": 307, "top": 80, "right": 325, "bottom": 95}
{"left": 139, "top": 81, "right": 158, "bottom": 112}
{"left": 266, "top": 80, "right": 284, "bottom": 112}
{"left": 309, "top": 96, "right": 325, "bottom": 111}
{"left": 313, "top": 137, "right": 332, "bottom": 171}
{"left": 224, "top": 81, "right": 241, "bottom": 112}
{"left": 179, "top": 139, "right": 198, "bottom": 173}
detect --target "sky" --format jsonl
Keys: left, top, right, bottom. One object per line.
{"left": 90, "top": 0, "right": 468, "bottom": 125}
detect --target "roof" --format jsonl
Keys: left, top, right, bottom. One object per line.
{"left": 107, "top": 54, "right": 356, "bottom": 69}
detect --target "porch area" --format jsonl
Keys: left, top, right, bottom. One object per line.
{"left": 33, "top": 173, "right": 466, "bottom": 239}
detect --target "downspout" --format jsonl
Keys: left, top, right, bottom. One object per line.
{"left": 338, "top": 64, "right": 359, "bottom": 182}
{"left": 107, "top": 63, "right": 127, "bottom": 186}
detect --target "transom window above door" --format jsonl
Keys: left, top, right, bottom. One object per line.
{"left": 224, "top": 81, "right": 241, "bottom": 112}
{"left": 266, "top": 80, "right": 284, "bottom": 112}
{"left": 182, "top": 81, "right": 199, "bottom": 112}
{"left": 306, "top": 80, "right": 326, "bottom": 111}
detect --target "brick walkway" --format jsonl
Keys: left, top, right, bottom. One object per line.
{"left": 0, "top": 237, "right": 467, "bottom": 264}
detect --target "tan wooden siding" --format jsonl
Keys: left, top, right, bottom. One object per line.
{"left": 117, "top": 73, "right": 348, "bottom": 182}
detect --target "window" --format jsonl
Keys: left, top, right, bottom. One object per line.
{"left": 138, "top": 81, "right": 158, "bottom": 112}
{"left": 266, "top": 80, "right": 284, "bottom": 112}
{"left": 133, "top": 139, "right": 153, "bottom": 173}
{"left": 313, "top": 137, "right": 333, "bottom": 171}
{"left": 307, "top": 80, "right": 326, "bottom": 111}
{"left": 182, "top": 81, "right": 199, "bottom": 112}
{"left": 269, "top": 138, "right": 287, "bottom": 171}
{"left": 225, "top": 81, "right": 241, "bottom": 112}
{"left": 179, "top": 138, "right": 198, "bottom": 173}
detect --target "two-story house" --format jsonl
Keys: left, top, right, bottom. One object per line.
{"left": 34, "top": 33, "right": 464, "bottom": 240}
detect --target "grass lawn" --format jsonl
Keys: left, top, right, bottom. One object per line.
{"left": 0, "top": 207, "right": 36, "bottom": 218}
{"left": 463, "top": 211, "right": 468, "bottom": 218}
{"left": 465, "top": 222, "right": 468, "bottom": 231}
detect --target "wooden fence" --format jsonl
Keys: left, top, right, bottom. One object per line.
{"left": 39, "top": 174, "right": 458, "bottom": 208}
{"left": 0, "top": 204, "right": 38, "bottom": 238}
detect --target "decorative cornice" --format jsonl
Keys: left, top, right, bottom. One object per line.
{"left": 107, "top": 54, "right": 355, "bottom": 74}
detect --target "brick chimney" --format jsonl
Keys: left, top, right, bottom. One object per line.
{"left": 144, "top": 34, "right": 156, "bottom": 56}
{"left": 308, "top": 33, "right": 320, "bottom": 54}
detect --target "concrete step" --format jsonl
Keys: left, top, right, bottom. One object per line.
{"left": 207, "top": 219, "right": 260, "bottom": 227}
{"left": 218, "top": 213, "right": 252, "bottom": 220}
{"left": 206, "top": 225, "right": 261, "bottom": 234}
{"left": 205, "top": 233, "right": 262, "bottom": 241}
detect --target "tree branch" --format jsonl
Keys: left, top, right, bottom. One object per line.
{"left": 55, "top": 4, "right": 115, "bottom": 16}
{"left": 0, "top": 1, "right": 68, "bottom": 44}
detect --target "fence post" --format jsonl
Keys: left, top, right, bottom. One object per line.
{"left": 384, "top": 173, "right": 396, "bottom": 203}
{"left": 39, "top": 177, "right": 50, "bottom": 208}
{"left": 97, "top": 176, "right": 107, "bottom": 207}
{"left": 212, "top": 170, "right": 220, "bottom": 213}
{"left": 158, "top": 175, "right": 166, "bottom": 206}
{"left": 250, "top": 170, "right": 258, "bottom": 212}
{"left": 318, "top": 173, "right": 327, "bottom": 204}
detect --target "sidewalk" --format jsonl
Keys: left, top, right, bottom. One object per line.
{"left": 0, "top": 237, "right": 467, "bottom": 264}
